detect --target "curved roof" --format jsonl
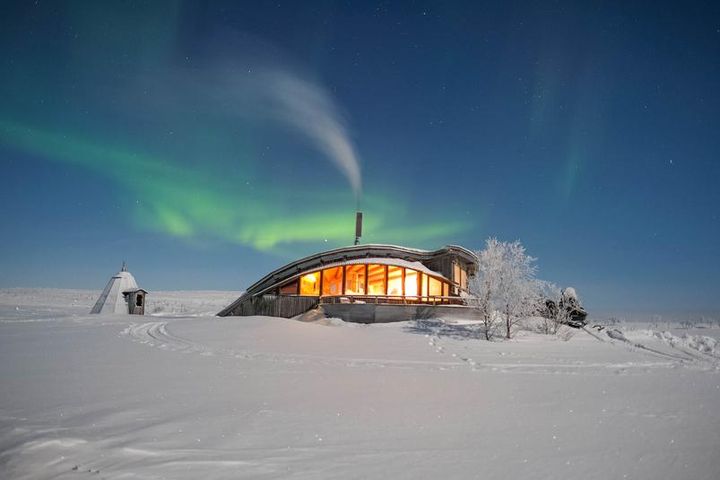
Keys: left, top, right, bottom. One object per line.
{"left": 317, "top": 256, "right": 445, "bottom": 277}
{"left": 218, "top": 244, "right": 477, "bottom": 316}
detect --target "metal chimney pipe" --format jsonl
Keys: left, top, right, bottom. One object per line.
{"left": 354, "top": 211, "right": 363, "bottom": 245}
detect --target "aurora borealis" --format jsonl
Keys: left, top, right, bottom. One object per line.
{"left": 1, "top": 1, "right": 719, "bottom": 310}
{"left": 0, "top": 119, "right": 466, "bottom": 251}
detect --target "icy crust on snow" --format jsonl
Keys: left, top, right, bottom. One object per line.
{"left": 1, "top": 289, "right": 720, "bottom": 480}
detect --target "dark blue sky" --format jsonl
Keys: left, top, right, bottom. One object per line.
{"left": 1, "top": 1, "right": 718, "bottom": 311}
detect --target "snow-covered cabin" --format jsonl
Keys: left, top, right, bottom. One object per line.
{"left": 218, "top": 244, "right": 480, "bottom": 323}
{"left": 90, "top": 263, "right": 147, "bottom": 315}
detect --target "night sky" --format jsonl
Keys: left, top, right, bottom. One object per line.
{"left": 1, "top": 1, "right": 718, "bottom": 311}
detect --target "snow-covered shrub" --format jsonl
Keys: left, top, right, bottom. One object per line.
{"left": 535, "top": 281, "right": 567, "bottom": 335}
{"left": 468, "top": 238, "right": 541, "bottom": 339}
{"left": 467, "top": 238, "right": 504, "bottom": 340}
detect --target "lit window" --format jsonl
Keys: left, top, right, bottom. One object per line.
{"left": 345, "top": 264, "right": 366, "bottom": 295}
{"left": 367, "top": 264, "right": 387, "bottom": 295}
{"left": 428, "top": 277, "right": 442, "bottom": 297}
{"left": 405, "top": 269, "right": 418, "bottom": 297}
{"left": 421, "top": 273, "right": 429, "bottom": 299}
{"left": 322, "top": 267, "right": 343, "bottom": 296}
{"left": 387, "top": 266, "right": 403, "bottom": 296}
{"left": 299, "top": 272, "right": 320, "bottom": 296}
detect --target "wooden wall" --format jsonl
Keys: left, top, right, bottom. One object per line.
{"left": 125, "top": 291, "right": 145, "bottom": 315}
{"left": 227, "top": 295, "right": 319, "bottom": 318}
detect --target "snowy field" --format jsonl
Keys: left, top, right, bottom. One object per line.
{"left": 1, "top": 289, "right": 719, "bottom": 479}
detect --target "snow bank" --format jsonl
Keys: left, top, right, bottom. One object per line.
{"left": 653, "top": 330, "right": 719, "bottom": 356}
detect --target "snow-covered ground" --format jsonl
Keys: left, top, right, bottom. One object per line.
{"left": 1, "top": 289, "right": 719, "bottom": 479}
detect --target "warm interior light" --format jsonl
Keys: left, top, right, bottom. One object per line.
{"left": 299, "top": 272, "right": 320, "bottom": 296}
{"left": 387, "top": 266, "right": 403, "bottom": 296}
{"left": 322, "top": 267, "right": 343, "bottom": 296}
{"left": 405, "top": 269, "right": 418, "bottom": 297}
{"left": 428, "top": 277, "right": 442, "bottom": 296}
{"left": 345, "top": 264, "right": 366, "bottom": 295}
{"left": 367, "top": 264, "right": 386, "bottom": 295}
{"left": 296, "top": 263, "right": 449, "bottom": 300}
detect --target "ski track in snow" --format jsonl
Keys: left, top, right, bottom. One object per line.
{"left": 121, "top": 321, "right": 719, "bottom": 376}
{"left": 651, "top": 330, "right": 720, "bottom": 362}
{"left": 7, "top": 312, "right": 710, "bottom": 379}
{"left": 125, "top": 321, "right": 215, "bottom": 356}
{"left": 581, "top": 326, "right": 720, "bottom": 369}
{"left": 121, "top": 321, "right": 468, "bottom": 371}
{"left": 421, "top": 324, "right": 720, "bottom": 375}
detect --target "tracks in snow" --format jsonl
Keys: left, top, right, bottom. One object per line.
{"left": 122, "top": 321, "right": 718, "bottom": 375}
{"left": 581, "top": 326, "right": 720, "bottom": 369}
{"left": 124, "top": 321, "right": 214, "bottom": 356}
{"left": 121, "top": 321, "right": 465, "bottom": 371}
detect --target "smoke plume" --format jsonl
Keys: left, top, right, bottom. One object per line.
{"left": 253, "top": 70, "right": 362, "bottom": 198}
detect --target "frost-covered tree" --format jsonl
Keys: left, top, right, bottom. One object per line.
{"left": 496, "top": 240, "right": 540, "bottom": 339}
{"left": 468, "top": 238, "right": 504, "bottom": 340}
{"left": 468, "top": 238, "right": 541, "bottom": 340}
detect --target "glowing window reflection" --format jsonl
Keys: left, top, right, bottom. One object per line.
{"left": 405, "top": 269, "right": 418, "bottom": 297}
{"left": 387, "top": 266, "right": 403, "bottom": 296}
{"left": 299, "top": 272, "right": 320, "bottom": 296}
{"left": 322, "top": 266, "right": 343, "bottom": 296}
{"left": 345, "top": 264, "right": 366, "bottom": 295}
{"left": 428, "top": 277, "right": 442, "bottom": 297}
{"left": 367, "top": 264, "right": 387, "bottom": 295}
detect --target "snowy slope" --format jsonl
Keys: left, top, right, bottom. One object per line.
{"left": 1, "top": 289, "right": 719, "bottom": 479}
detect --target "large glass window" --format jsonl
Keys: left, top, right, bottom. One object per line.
{"left": 322, "top": 266, "right": 343, "bottom": 296}
{"left": 345, "top": 264, "right": 366, "bottom": 295}
{"left": 367, "top": 264, "right": 387, "bottom": 295}
{"left": 428, "top": 277, "right": 442, "bottom": 297}
{"left": 299, "top": 272, "right": 320, "bottom": 296}
{"left": 387, "top": 266, "right": 403, "bottom": 296}
{"left": 405, "top": 269, "right": 418, "bottom": 297}
{"left": 295, "top": 263, "right": 451, "bottom": 300}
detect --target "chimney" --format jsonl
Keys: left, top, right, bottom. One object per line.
{"left": 354, "top": 211, "right": 363, "bottom": 245}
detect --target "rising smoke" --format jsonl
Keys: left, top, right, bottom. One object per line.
{"left": 252, "top": 70, "right": 362, "bottom": 198}
{"left": 117, "top": 33, "right": 364, "bottom": 201}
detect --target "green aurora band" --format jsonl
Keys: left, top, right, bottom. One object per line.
{"left": 0, "top": 120, "right": 470, "bottom": 254}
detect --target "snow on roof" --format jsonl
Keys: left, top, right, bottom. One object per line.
{"left": 90, "top": 268, "right": 139, "bottom": 314}
{"left": 122, "top": 288, "right": 147, "bottom": 294}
